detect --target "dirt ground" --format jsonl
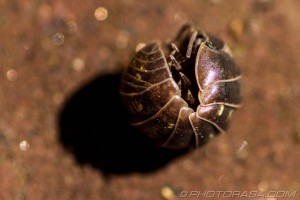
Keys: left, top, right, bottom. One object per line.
{"left": 1, "top": 0, "right": 300, "bottom": 199}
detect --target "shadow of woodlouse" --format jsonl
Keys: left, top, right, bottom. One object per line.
{"left": 57, "top": 73, "right": 189, "bottom": 174}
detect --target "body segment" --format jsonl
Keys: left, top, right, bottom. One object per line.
{"left": 120, "top": 24, "right": 242, "bottom": 149}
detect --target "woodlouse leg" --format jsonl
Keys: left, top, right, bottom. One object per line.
{"left": 169, "top": 54, "right": 182, "bottom": 71}
{"left": 168, "top": 43, "right": 187, "bottom": 69}
{"left": 168, "top": 43, "right": 196, "bottom": 106}
{"left": 179, "top": 72, "right": 196, "bottom": 105}
{"left": 186, "top": 30, "right": 198, "bottom": 58}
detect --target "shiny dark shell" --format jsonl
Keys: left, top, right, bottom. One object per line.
{"left": 119, "top": 24, "right": 242, "bottom": 149}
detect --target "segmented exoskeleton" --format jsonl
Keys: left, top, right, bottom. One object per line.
{"left": 119, "top": 24, "right": 242, "bottom": 149}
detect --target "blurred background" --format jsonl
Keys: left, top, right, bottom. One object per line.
{"left": 1, "top": 0, "right": 300, "bottom": 199}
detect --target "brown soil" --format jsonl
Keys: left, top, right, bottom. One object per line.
{"left": 1, "top": 0, "right": 300, "bottom": 199}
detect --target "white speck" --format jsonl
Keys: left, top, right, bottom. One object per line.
{"left": 236, "top": 140, "right": 248, "bottom": 159}
{"left": 66, "top": 21, "right": 78, "bottom": 33}
{"left": 6, "top": 69, "right": 18, "bottom": 81}
{"left": 19, "top": 141, "right": 30, "bottom": 151}
{"left": 217, "top": 104, "right": 224, "bottom": 116}
{"left": 72, "top": 58, "right": 85, "bottom": 72}
{"left": 161, "top": 185, "right": 177, "bottom": 200}
{"left": 51, "top": 32, "right": 65, "bottom": 46}
{"left": 258, "top": 181, "right": 269, "bottom": 192}
{"left": 94, "top": 7, "right": 108, "bottom": 21}
{"left": 237, "top": 140, "right": 248, "bottom": 152}
{"left": 135, "top": 43, "right": 146, "bottom": 52}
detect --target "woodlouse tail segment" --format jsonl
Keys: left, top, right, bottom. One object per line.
{"left": 189, "top": 113, "right": 220, "bottom": 147}
{"left": 131, "top": 96, "right": 189, "bottom": 145}
{"left": 161, "top": 107, "right": 195, "bottom": 149}
{"left": 161, "top": 106, "right": 221, "bottom": 149}
{"left": 196, "top": 104, "right": 234, "bottom": 132}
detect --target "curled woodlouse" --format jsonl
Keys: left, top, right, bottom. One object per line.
{"left": 119, "top": 24, "right": 242, "bottom": 149}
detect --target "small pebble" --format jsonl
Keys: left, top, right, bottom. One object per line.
{"left": 19, "top": 141, "right": 30, "bottom": 151}
{"left": 94, "top": 7, "right": 108, "bottom": 21}
{"left": 51, "top": 32, "right": 65, "bottom": 46}
{"left": 6, "top": 69, "right": 18, "bottom": 82}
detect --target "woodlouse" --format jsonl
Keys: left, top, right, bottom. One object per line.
{"left": 119, "top": 24, "right": 242, "bottom": 149}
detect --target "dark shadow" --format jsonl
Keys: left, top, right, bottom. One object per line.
{"left": 57, "top": 73, "right": 189, "bottom": 175}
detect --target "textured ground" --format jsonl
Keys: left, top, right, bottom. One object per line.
{"left": 1, "top": 0, "right": 300, "bottom": 199}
